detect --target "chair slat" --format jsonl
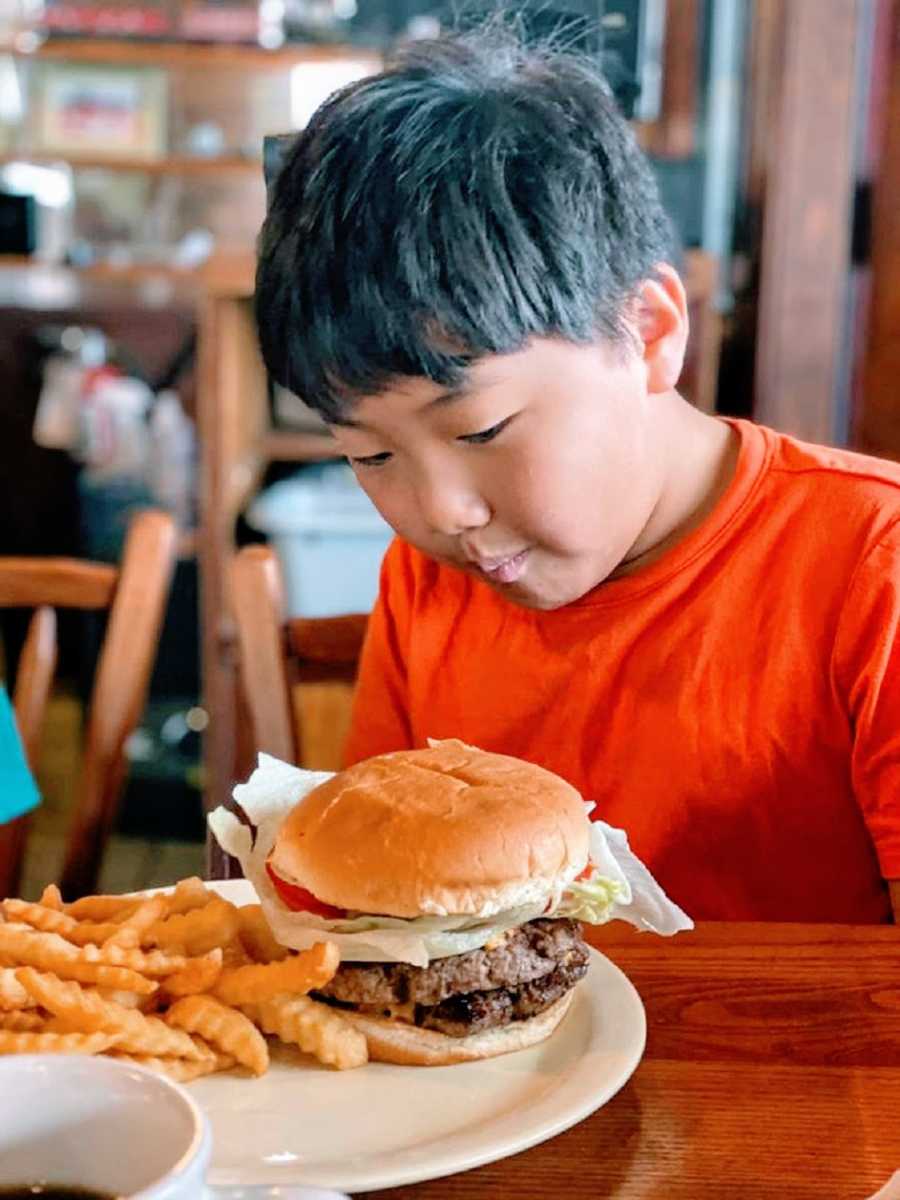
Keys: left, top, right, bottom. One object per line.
{"left": 287, "top": 615, "right": 369, "bottom": 666}
{"left": 230, "top": 546, "right": 297, "bottom": 763}
{"left": 231, "top": 545, "right": 368, "bottom": 769}
{"left": 0, "top": 561, "right": 117, "bottom": 609}
{"left": 13, "top": 606, "right": 57, "bottom": 771}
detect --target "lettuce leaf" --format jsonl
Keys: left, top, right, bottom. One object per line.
{"left": 555, "top": 871, "right": 628, "bottom": 924}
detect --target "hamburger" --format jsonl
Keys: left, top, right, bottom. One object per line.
{"left": 259, "top": 739, "right": 629, "bottom": 1066}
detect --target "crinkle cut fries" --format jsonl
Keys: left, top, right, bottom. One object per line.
{"left": 0, "top": 877, "right": 366, "bottom": 1079}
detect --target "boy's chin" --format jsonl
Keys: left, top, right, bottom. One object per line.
{"left": 480, "top": 567, "right": 604, "bottom": 611}
{"left": 499, "top": 584, "right": 583, "bottom": 611}
{"left": 441, "top": 547, "right": 617, "bottom": 610}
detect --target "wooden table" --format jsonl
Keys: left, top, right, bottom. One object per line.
{"left": 369, "top": 921, "right": 900, "bottom": 1200}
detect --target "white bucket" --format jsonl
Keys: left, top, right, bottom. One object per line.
{"left": 247, "top": 464, "right": 394, "bottom": 617}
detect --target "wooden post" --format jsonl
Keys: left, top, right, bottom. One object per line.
{"left": 753, "top": 0, "right": 863, "bottom": 443}
{"left": 854, "top": 0, "right": 900, "bottom": 457}
{"left": 197, "top": 288, "right": 268, "bottom": 876}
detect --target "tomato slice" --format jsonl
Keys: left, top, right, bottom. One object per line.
{"left": 265, "top": 862, "right": 346, "bottom": 919}
{"left": 575, "top": 861, "right": 594, "bottom": 882}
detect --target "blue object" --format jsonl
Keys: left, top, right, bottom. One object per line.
{"left": 0, "top": 685, "right": 41, "bottom": 824}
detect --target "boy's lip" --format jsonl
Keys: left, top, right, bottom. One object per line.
{"left": 466, "top": 548, "right": 531, "bottom": 584}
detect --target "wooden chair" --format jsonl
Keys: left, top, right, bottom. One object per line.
{"left": 14, "top": 605, "right": 58, "bottom": 772}
{"left": 230, "top": 544, "right": 368, "bottom": 767}
{"left": 0, "top": 510, "right": 177, "bottom": 898}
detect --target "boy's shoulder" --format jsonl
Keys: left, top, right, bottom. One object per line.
{"left": 753, "top": 423, "right": 900, "bottom": 561}
{"left": 764, "top": 422, "right": 900, "bottom": 501}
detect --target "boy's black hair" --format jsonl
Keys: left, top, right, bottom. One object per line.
{"left": 255, "top": 18, "right": 675, "bottom": 421}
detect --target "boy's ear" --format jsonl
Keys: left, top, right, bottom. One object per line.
{"left": 632, "top": 264, "right": 690, "bottom": 394}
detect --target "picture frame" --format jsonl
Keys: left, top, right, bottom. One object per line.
{"left": 33, "top": 62, "right": 168, "bottom": 161}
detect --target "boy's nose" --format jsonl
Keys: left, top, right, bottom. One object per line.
{"left": 417, "top": 479, "right": 491, "bottom": 536}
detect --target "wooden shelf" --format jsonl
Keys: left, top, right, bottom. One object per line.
{"left": 0, "top": 151, "right": 261, "bottom": 175}
{"left": 0, "top": 251, "right": 256, "bottom": 309}
{"left": 1, "top": 36, "right": 381, "bottom": 71}
{"left": 0, "top": 248, "right": 253, "bottom": 279}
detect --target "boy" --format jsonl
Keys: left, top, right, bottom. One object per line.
{"left": 255, "top": 26, "right": 900, "bottom": 924}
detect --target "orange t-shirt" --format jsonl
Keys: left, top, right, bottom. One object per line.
{"left": 344, "top": 419, "right": 900, "bottom": 923}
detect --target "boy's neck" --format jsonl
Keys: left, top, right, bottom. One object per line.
{"left": 613, "top": 393, "right": 739, "bottom": 579}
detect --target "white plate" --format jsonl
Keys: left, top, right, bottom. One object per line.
{"left": 191, "top": 879, "right": 646, "bottom": 1194}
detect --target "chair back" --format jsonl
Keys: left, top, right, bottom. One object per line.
{"left": 230, "top": 544, "right": 367, "bottom": 767}
{"left": 0, "top": 509, "right": 176, "bottom": 897}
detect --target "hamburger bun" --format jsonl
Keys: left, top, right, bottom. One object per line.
{"left": 268, "top": 739, "right": 590, "bottom": 919}
{"left": 338, "top": 989, "right": 576, "bottom": 1066}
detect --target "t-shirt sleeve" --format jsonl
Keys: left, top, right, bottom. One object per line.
{"left": 833, "top": 518, "right": 900, "bottom": 879}
{"left": 343, "top": 538, "right": 416, "bottom": 765}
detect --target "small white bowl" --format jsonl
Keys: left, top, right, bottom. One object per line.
{"left": 0, "top": 1054, "right": 211, "bottom": 1198}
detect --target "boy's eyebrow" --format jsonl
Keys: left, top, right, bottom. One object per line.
{"left": 329, "top": 383, "right": 474, "bottom": 430}
{"left": 426, "top": 384, "right": 472, "bottom": 409}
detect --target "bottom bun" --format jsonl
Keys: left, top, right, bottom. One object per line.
{"left": 340, "top": 989, "right": 576, "bottom": 1067}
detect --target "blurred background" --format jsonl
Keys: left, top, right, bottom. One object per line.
{"left": 0, "top": 0, "right": 897, "bottom": 895}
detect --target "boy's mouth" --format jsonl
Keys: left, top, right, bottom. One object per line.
{"left": 467, "top": 548, "right": 531, "bottom": 585}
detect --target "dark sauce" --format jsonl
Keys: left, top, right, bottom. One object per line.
{"left": 0, "top": 1188, "right": 115, "bottom": 1199}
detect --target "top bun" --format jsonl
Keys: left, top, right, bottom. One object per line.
{"left": 268, "top": 739, "right": 590, "bottom": 919}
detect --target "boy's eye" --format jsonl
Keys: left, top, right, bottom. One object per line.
{"left": 458, "top": 416, "right": 514, "bottom": 445}
{"left": 350, "top": 451, "right": 393, "bottom": 468}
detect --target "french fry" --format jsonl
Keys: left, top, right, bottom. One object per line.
{"left": 214, "top": 942, "right": 340, "bottom": 1007}
{"left": 146, "top": 897, "right": 241, "bottom": 957}
{"left": 222, "top": 939, "right": 253, "bottom": 970}
{"left": 0, "top": 1029, "right": 121, "bottom": 1055}
{"left": 41, "top": 1015, "right": 84, "bottom": 1033}
{"left": 1, "top": 902, "right": 141, "bottom": 952}
{"left": 165, "top": 877, "right": 211, "bottom": 918}
{"left": 74, "top": 941, "right": 190, "bottom": 978}
{"left": 42, "top": 1013, "right": 186, "bottom": 1055}
{"left": 163, "top": 950, "right": 223, "bottom": 998}
{"left": 79, "top": 962, "right": 157, "bottom": 993}
{"left": 17, "top": 969, "right": 212, "bottom": 1062}
{"left": 2, "top": 899, "right": 78, "bottom": 938}
{"left": 166, "top": 994, "right": 269, "bottom": 1076}
{"left": 39, "top": 885, "right": 63, "bottom": 911}
{"left": 251, "top": 994, "right": 368, "bottom": 1071}
{"left": 66, "top": 894, "right": 142, "bottom": 922}
{"left": 0, "top": 967, "right": 35, "bottom": 1010}
{"left": 67, "top": 921, "right": 140, "bottom": 949}
{"left": 237, "top": 905, "right": 291, "bottom": 964}
{"left": 0, "top": 1010, "right": 47, "bottom": 1033}
{"left": 0, "top": 926, "right": 157, "bottom": 995}
{"left": 106, "top": 897, "right": 168, "bottom": 947}
{"left": 3, "top": 925, "right": 189, "bottom": 978}
{"left": 108, "top": 1051, "right": 233, "bottom": 1083}
{"left": 94, "top": 988, "right": 150, "bottom": 1010}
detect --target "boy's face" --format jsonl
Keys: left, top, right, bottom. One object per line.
{"left": 332, "top": 335, "right": 670, "bottom": 611}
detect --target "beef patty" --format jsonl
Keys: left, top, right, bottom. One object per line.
{"left": 315, "top": 918, "right": 590, "bottom": 1038}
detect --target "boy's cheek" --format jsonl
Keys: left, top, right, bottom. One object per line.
{"left": 360, "top": 481, "right": 426, "bottom": 542}
{"left": 351, "top": 471, "right": 395, "bottom": 516}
